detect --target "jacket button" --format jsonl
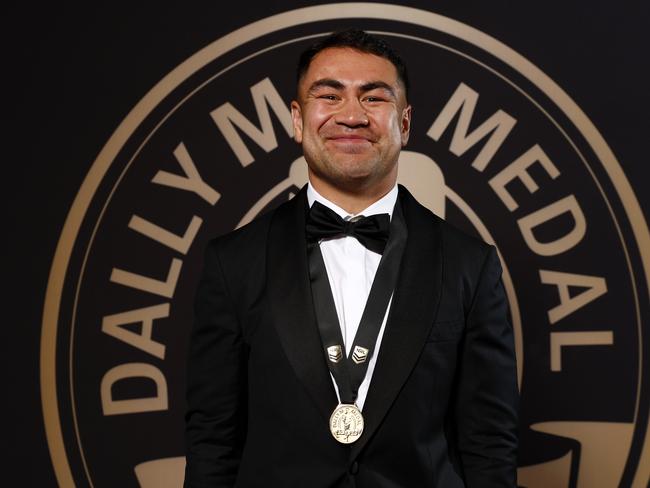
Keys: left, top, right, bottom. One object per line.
{"left": 349, "top": 461, "right": 359, "bottom": 475}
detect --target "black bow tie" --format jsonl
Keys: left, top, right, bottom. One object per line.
{"left": 306, "top": 201, "right": 390, "bottom": 254}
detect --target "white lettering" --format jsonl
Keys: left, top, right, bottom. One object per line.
{"left": 518, "top": 195, "right": 586, "bottom": 256}
{"left": 550, "top": 331, "right": 613, "bottom": 372}
{"left": 427, "top": 82, "right": 516, "bottom": 171}
{"left": 211, "top": 77, "right": 293, "bottom": 167}
{"left": 110, "top": 258, "right": 182, "bottom": 298}
{"left": 489, "top": 144, "right": 561, "bottom": 211}
{"left": 101, "top": 363, "right": 168, "bottom": 415}
{"left": 129, "top": 214, "right": 202, "bottom": 254}
{"left": 540, "top": 270, "right": 607, "bottom": 324}
{"left": 152, "top": 143, "right": 221, "bottom": 205}
{"left": 102, "top": 303, "right": 169, "bottom": 359}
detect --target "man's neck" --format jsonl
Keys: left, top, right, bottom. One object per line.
{"left": 308, "top": 173, "right": 397, "bottom": 215}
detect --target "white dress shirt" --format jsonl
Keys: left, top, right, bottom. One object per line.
{"left": 307, "top": 183, "right": 398, "bottom": 410}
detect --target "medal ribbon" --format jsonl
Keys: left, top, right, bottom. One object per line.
{"left": 307, "top": 199, "right": 407, "bottom": 405}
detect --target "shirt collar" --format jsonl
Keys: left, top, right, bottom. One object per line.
{"left": 307, "top": 181, "right": 398, "bottom": 220}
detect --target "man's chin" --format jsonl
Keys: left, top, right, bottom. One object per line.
{"left": 330, "top": 155, "right": 379, "bottom": 174}
{"left": 330, "top": 171, "right": 391, "bottom": 193}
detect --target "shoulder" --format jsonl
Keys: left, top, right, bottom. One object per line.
{"left": 206, "top": 207, "right": 275, "bottom": 258}
{"left": 207, "top": 186, "right": 307, "bottom": 255}
{"left": 440, "top": 219, "right": 492, "bottom": 260}
{"left": 399, "top": 185, "right": 495, "bottom": 271}
{"left": 202, "top": 188, "right": 305, "bottom": 274}
{"left": 197, "top": 206, "right": 277, "bottom": 306}
{"left": 400, "top": 185, "right": 491, "bottom": 252}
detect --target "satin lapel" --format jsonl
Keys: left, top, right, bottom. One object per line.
{"left": 267, "top": 188, "right": 338, "bottom": 421}
{"left": 351, "top": 186, "right": 444, "bottom": 459}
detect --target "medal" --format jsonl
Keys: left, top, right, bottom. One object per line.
{"left": 329, "top": 403, "right": 364, "bottom": 444}
{"left": 308, "top": 201, "right": 407, "bottom": 446}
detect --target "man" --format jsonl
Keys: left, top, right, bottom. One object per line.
{"left": 184, "top": 30, "right": 519, "bottom": 487}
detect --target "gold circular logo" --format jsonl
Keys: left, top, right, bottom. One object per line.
{"left": 41, "top": 4, "right": 649, "bottom": 487}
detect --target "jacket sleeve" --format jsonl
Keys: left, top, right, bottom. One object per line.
{"left": 184, "top": 239, "right": 247, "bottom": 488}
{"left": 455, "top": 245, "right": 519, "bottom": 487}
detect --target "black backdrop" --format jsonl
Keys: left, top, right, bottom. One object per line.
{"left": 7, "top": 1, "right": 648, "bottom": 486}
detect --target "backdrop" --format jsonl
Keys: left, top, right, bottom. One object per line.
{"left": 7, "top": 2, "right": 649, "bottom": 487}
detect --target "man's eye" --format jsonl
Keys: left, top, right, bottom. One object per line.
{"left": 364, "top": 97, "right": 383, "bottom": 103}
{"left": 319, "top": 95, "right": 338, "bottom": 100}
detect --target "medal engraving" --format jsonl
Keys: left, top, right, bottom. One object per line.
{"left": 329, "top": 404, "right": 364, "bottom": 444}
{"left": 327, "top": 345, "right": 343, "bottom": 363}
{"left": 351, "top": 345, "right": 369, "bottom": 364}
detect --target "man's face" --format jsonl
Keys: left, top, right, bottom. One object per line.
{"left": 291, "top": 47, "right": 411, "bottom": 195}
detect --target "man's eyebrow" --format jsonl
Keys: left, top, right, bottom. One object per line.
{"left": 308, "top": 78, "right": 345, "bottom": 93}
{"left": 306, "top": 79, "right": 397, "bottom": 98}
{"left": 360, "top": 81, "right": 396, "bottom": 98}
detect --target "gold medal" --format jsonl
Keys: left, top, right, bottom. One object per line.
{"left": 329, "top": 403, "right": 364, "bottom": 444}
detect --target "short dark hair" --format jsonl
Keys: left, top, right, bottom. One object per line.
{"left": 297, "top": 29, "right": 409, "bottom": 100}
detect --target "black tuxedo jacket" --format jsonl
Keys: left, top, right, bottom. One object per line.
{"left": 184, "top": 186, "right": 519, "bottom": 488}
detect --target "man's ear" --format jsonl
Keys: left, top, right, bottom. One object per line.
{"left": 291, "top": 101, "right": 303, "bottom": 143}
{"left": 400, "top": 104, "right": 412, "bottom": 147}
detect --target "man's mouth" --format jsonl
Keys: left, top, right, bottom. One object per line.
{"left": 325, "top": 136, "right": 373, "bottom": 154}
{"left": 327, "top": 135, "right": 373, "bottom": 144}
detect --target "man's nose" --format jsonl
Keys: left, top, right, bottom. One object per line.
{"left": 335, "top": 99, "right": 369, "bottom": 127}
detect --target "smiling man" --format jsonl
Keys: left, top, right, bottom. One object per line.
{"left": 291, "top": 44, "right": 410, "bottom": 213}
{"left": 184, "top": 30, "right": 519, "bottom": 488}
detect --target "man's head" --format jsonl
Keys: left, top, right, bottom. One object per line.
{"left": 291, "top": 30, "right": 412, "bottom": 208}
{"left": 296, "top": 29, "right": 409, "bottom": 102}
